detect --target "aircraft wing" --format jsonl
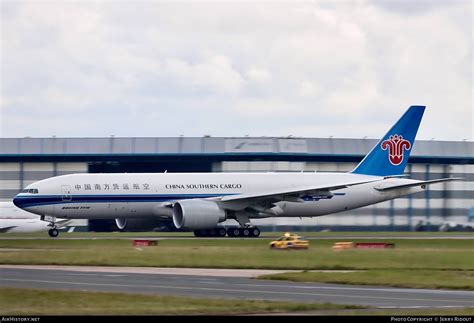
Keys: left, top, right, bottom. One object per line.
{"left": 55, "top": 219, "right": 72, "bottom": 228}
{"left": 374, "top": 178, "right": 462, "bottom": 192}
{"left": 214, "top": 178, "right": 380, "bottom": 211}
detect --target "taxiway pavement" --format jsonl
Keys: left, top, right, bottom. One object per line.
{"left": 0, "top": 265, "right": 472, "bottom": 309}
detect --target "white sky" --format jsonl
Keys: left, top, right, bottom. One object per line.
{"left": 1, "top": 0, "right": 472, "bottom": 140}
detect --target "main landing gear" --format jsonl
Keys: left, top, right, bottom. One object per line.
{"left": 193, "top": 227, "right": 261, "bottom": 238}
{"left": 226, "top": 227, "right": 261, "bottom": 238}
{"left": 193, "top": 213, "right": 261, "bottom": 238}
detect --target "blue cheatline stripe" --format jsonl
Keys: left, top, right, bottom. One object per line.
{"left": 15, "top": 192, "right": 348, "bottom": 208}
{"left": 14, "top": 193, "right": 235, "bottom": 208}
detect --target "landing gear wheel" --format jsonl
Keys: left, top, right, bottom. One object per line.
{"left": 194, "top": 229, "right": 208, "bottom": 237}
{"left": 194, "top": 230, "right": 201, "bottom": 237}
{"left": 208, "top": 228, "right": 217, "bottom": 237}
{"left": 226, "top": 228, "right": 239, "bottom": 237}
{"left": 251, "top": 228, "right": 261, "bottom": 237}
{"left": 194, "top": 228, "right": 228, "bottom": 237}
{"left": 48, "top": 228, "right": 59, "bottom": 238}
{"left": 226, "top": 227, "right": 261, "bottom": 238}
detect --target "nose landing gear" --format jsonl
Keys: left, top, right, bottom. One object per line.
{"left": 42, "top": 215, "right": 60, "bottom": 238}
{"left": 48, "top": 227, "right": 59, "bottom": 237}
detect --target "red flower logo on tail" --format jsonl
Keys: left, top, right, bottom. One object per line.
{"left": 381, "top": 134, "right": 411, "bottom": 166}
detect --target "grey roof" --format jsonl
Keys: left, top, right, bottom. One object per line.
{"left": 0, "top": 137, "right": 472, "bottom": 158}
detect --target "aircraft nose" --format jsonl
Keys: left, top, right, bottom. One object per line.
{"left": 13, "top": 195, "right": 25, "bottom": 209}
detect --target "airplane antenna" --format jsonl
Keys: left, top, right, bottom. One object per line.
{"left": 164, "top": 170, "right": 167, "bottom": 173}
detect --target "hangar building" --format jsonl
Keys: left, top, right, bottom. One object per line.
{"left": 1, "top": 136, "right": 472, "bottom": 231}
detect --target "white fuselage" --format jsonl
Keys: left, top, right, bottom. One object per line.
{"left": 13, "top": 172, "right": 424, "bottom": 220}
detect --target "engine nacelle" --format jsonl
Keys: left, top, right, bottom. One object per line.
{"left": 172, "top": 200, "right": 226, "bottom": 230}
{"left": 115, "top": 218, "right": 168, "bottom": 232}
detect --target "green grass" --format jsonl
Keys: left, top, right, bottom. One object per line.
{"left": 0, "top": 288, "right": 362, "bottom": 315}
{"left": 1, "top": 237, "right": 473, "bottom": 290}
{"left": 1, "top": 288, "right": 473, "bottom": 316}
{"left": 0, "top": 238, "right": 472, "bottom": 270}
{"left": 259, "top": 269, "right": 474, "bottom": 290}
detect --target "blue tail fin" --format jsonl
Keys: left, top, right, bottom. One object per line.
{"left": 351, "top": 105, "right": 425, "bottom": 176}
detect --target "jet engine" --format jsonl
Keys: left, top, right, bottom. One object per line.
{"left": 172, "top": 200, "right": 226, "bottom": 230}
{"left": 115, "top": 218, "right": 170, "bottom": 232}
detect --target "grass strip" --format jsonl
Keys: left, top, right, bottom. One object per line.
{"left": 0, "top": 238, "right": 472, "bottom": 271}
{"left": 0, "top": 288, "right": 362, "bottom": 315}
{"left": 259, "top": 269, "right": 474, "bottom": 290}
{"left": 1, "top": 288, "right": 473, "bottom": 316}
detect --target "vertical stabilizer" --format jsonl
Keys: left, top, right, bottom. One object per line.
{"left": 351, "top": 106, "right": 425, "bottom": 176}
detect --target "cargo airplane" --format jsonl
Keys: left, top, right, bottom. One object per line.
{"left": 13, "top": 106, "right": 459, "bottom": 237}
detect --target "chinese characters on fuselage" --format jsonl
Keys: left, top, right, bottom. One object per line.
{"left": 73, "top": 183, "right": 150, "bottom": 191}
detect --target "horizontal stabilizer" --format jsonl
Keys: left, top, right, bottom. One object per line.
{"left": 374, "top": 177, "right": 462, "bottom": 192}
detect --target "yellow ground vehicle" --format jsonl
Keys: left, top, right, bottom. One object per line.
{"left": 269, "top": 233, "right": 309, "bottom": 249}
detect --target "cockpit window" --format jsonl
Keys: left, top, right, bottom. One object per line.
{"left": 21, "top": 188, "right": 38, "bottom": 194}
